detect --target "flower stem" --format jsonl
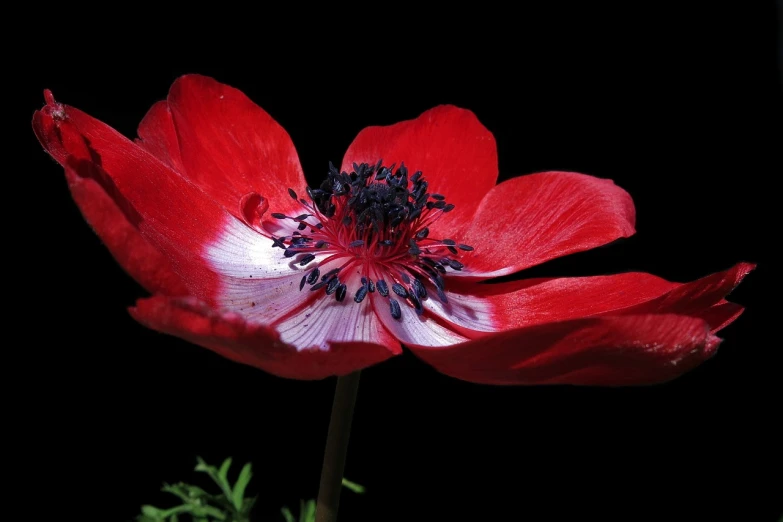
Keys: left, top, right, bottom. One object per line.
{"left": 315, "top": 371, "right": 361, "bottom": 522}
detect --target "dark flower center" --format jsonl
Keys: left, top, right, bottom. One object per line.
{"left": 269, "top": 161, "right": 472, "bottom": 320}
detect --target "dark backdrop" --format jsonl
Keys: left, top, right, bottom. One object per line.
{"left": 20, "top": 4, "right": 780, "bottom": 521}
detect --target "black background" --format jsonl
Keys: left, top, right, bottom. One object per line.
{"left": 19, "top": 3, "right": 780, "bottom": 521}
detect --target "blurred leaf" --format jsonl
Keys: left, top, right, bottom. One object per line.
{"left": 241, "top": 495, "right": 257, "bottom": 517}
{"left": 300, "top": 499, "right": 316, "bottom": 522}
{"left": 194, "top": 456, "right": 211, "bottom": 473}
{"left": 195, "top": 456, "right": 233, "bottom": 500}
{"left": 281, "top": 507, "right": 296, "bottom": 522}
{"left": 162, "top": 482, "right": 211, "bottom": 502}
{"left": 232, "top": 463, "right": 253, "bottom": 510}
{"left": 218, "top": 458, "right": 232, "bottom": 488}
{"left": 341, "top": 478, "right": 365, "bottom": 494}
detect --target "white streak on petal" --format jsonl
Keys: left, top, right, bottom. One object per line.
{"left": 367, "top": 272, "right": 467, "bottom": 347}
{"left": 422, "top": 288, "right": 498, "bottom": 332}
{"left": 274, "top": 273, "right": 390, "bottom": 351}
{"left": 204, "top": 215, "right": 302, "bottom": 279}
{"left": 203, "top": 216, "right": 335, "bottom": 322}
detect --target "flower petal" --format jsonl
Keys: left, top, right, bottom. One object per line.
{"left": 135, "top": 100, "right": 185, "bottom": 172}
{"left": 33, "top": 92, "right": 273, "bottom": 304}
{"left": 409, "top": 314, "right": 719, "bottom": 386}
{"left": 145, "top": 74, "right": 308, "bottom": 217}
{"left": 620, "top": 262, "right": 755, "bottom": 319}
{"left": 426, "top": 263, "right": 752, "bottom": 335}
{"left": 695, "top": 302, "right": 745, "bottom": 333}
{"left": 341, "top": 105, "right": 498, "bottom": 236}
{"left": 272, "top": 277, "right": 402, "bottom": 354}
{"left": 33, "top": 97, "right": 187, "bottom": 297}
{"left": 367, "top": 268, "right": 469, "bottom": 347}
{"left": 130, "top": 296, "right": 398, "bottom": 380}
{"left": 451, "top": 172, "right": 636, "bottom": 280}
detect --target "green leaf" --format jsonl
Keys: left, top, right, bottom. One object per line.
{"left": 195, "top": 456, "right": 233, "bottom": 500}
{"left": 300, "top": 499, "right": 316, "bottom": 522}
{"left": 163, "top": 482, "right": 211, "bottom": 502}
{"left": 341, "top": 478, "right": 365, "bottom": 494}
{"left": 141, "top": 505, "right": 166, "bottom": 517}
{"left": 281, "top": 507, "right": 296, "bottom": 522}
{"left": 218, "top": 458, "right": 233, "bottom": 487}
{"left": 194, "top": 456, "right": 212, "bottom": 473}
{"left": 241, "top": 495, "right": 257, "bottom": 517}
{"left": 231, "top": 462, "right": 253, "bottom": 510}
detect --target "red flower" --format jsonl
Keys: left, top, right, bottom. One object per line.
{"left": 33, "top": 75, "right": 753, "bottom": 385}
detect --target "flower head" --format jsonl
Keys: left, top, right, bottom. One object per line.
{"left": 33, "top": 75, "right": 753, "bottom": 385}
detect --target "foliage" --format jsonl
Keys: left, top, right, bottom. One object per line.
{"left": 137, "top": 457, "right": 363, "bottom": 522}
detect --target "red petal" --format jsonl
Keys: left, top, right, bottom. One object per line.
{"left": 341, "top": 105, "right": 498, "bottom": 237}
{"left": 409, "top": 314, "right": 718, "bottom": 386}
{"left": 427, "top": 263, "right": 752, "bottom": 335}
{"left": 620, "top": 262, "right": 755, "bottom": 320}
{"left": 451, "top": 172, "right": 636, "bottom": 279}
{"left": 695, "top": 302, "right": 745, "bottom": 333}
{"left": 138, "top": 75, "right": 307, "bottom": 217}
{"left": 130, "top": 296, "right": 399, "bottom": 380}
{"left": 33, "top": 92, "right": 270, "bottom": 303}
{"left": 135, "top": 101, "right": 185, "bottom": 172}
{"left": 33, "top": 99, "right": 187, "bottom": 297}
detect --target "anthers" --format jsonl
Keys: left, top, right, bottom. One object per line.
{"left": 268, "top": 161, "right": 473, "bottom": 320}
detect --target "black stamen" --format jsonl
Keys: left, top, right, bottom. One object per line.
{"left": 408, "top": 290, "right": 423, "bottom": 315}
{"left": 448, "top": 259, "right": 464, "bottom": 270}
{"left": 311, "top": 280, "right": 328, "bottom": 291}
{"left": 299, "top": 254, "right": 316, "bottom": 266}
{"left": 274, "top": 161, "right": 474, "bottom": 316}
{"left": 412, "top": 278, "right": 427, "bottom": 299}
{"left": 322, "top": 268, "right": 341, "bottom": 279}
{"left": 389, "top": 298, "right": 402, "bottom": 319}
{"left": 392, "top": 283, "right": 408, "bottom": 298}
{"left": 354, "top": 285, "right": 368, "bottom": 303}
{"left": 326, "top": 277, "right": 340, "bottom": 295}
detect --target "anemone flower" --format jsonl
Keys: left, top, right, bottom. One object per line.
{"left": 33, "top": 74, "right": 752, "bottom": 387}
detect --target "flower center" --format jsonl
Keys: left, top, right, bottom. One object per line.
{"left": 269, "top": 161, "right": 472, "bottom": 320}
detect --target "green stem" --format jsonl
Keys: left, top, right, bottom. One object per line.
{"left": 315, "top": 371, "right": 361, "bottom": 522}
